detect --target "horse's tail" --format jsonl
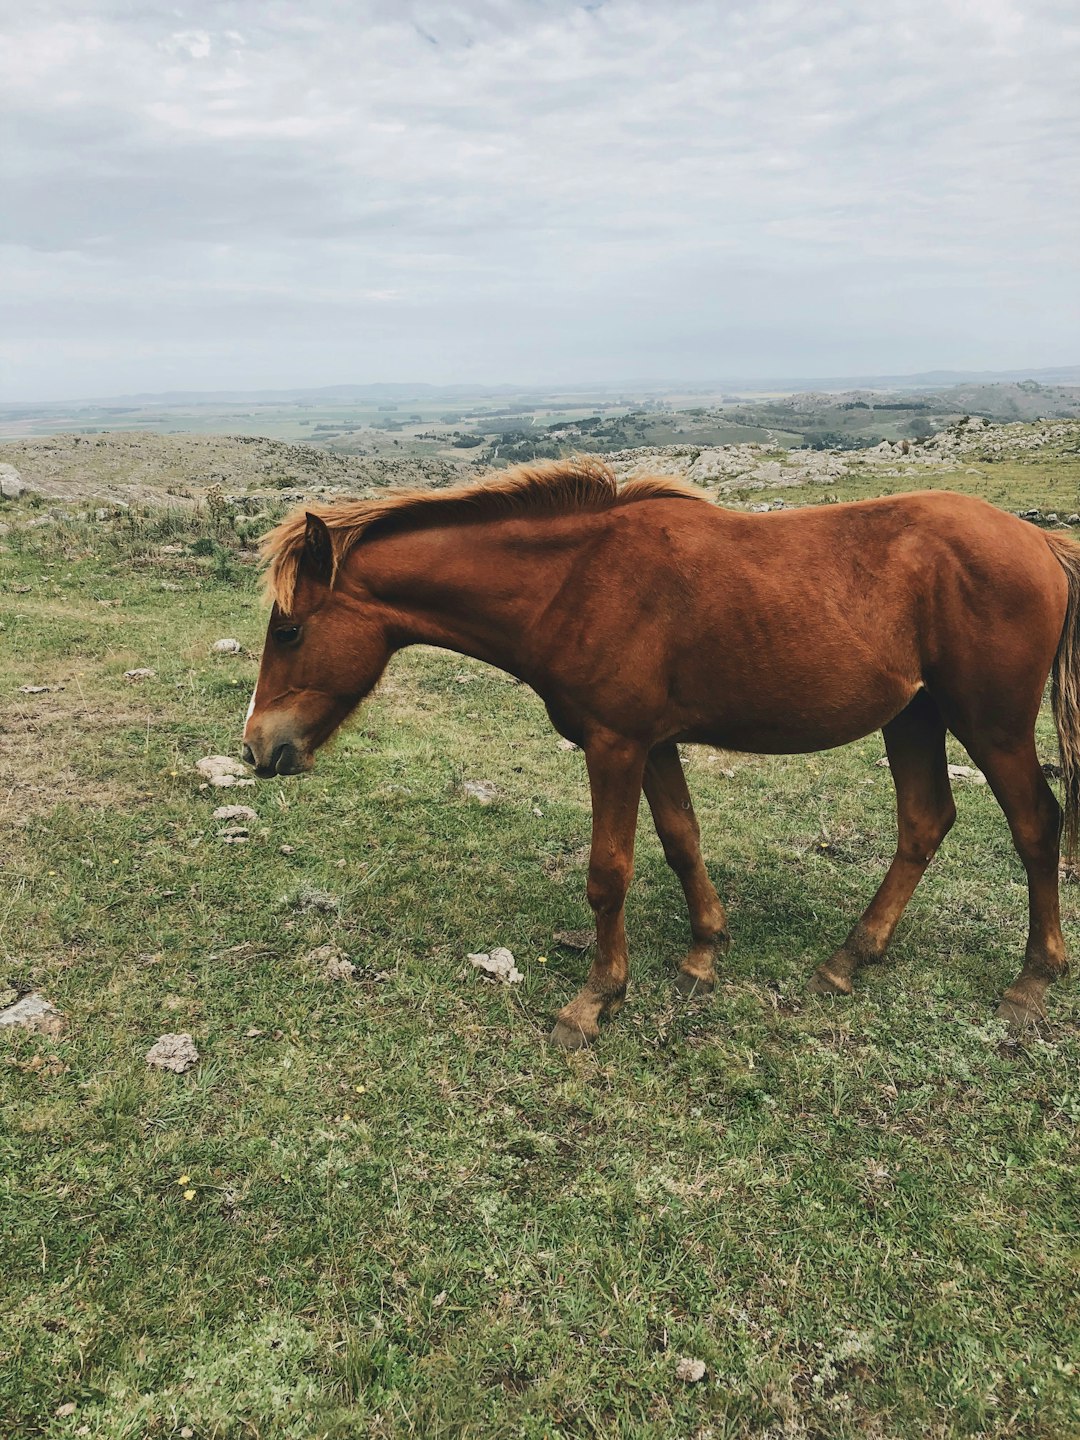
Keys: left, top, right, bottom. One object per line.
{"left": 1046, "top": 532, "right": 1080, "bottom": 859}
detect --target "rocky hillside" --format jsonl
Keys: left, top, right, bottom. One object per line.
{"left": 0, "top": 430, "right": 483, "bottom": 508}
{"left": 606, "top": 416, "right": 1080, "bottom": 496}
{"left": 1, "top": 417, "right": 1078, "bottom": 518}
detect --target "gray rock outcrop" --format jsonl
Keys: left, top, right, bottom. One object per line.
{"left": 0, "top": 463, "right": 26, "bottom": 499}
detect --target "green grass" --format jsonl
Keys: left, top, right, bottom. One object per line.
{"left": 1, "top": 478, "right": 1079, "bottom": 1439}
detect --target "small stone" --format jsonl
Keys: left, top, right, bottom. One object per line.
{"left": 675, "top": 1356, "right": 707, "bottom": 1383}
{"left": 213, "top": 804, "right": 258, "bottom": 822}
{"left": 556, "top": 738, "right": 579, "bottom": 751}
{"left": 19, "top": 684, "right": 59, "bottom": 694}
{"left": 124, "top": 668, "right": 156, "bottom": 681}
{"left": 462, "top": 779, "right": 499, "bottom": 804}
{"left": 211, "top": 638, "right": 242, "bottom": 654}
{"left": 0, "top": 992, "right": 65, "bottom": 1037}
{"left": 212, "top": 772, "right": 255, "bottom": 788}
{"left": 195, "top": 754, "right": 249, "bottom": 782}
{"left": 947, "top": 764, "right": 986, "bottom": 785}
{"left": 0, "top": 463, "right": 27, "bottom": 499}
{"left": 55, "top": 1402, "right": 77, "bottom": 1418}
{"left": 218, "top": 827, "right": 249, "bottom": 843}
{"left": 145, "top": 1033, "right": 199, "bottom": 1073}
{"left": 468, "top": 947, "right": 524, "bottom": 984}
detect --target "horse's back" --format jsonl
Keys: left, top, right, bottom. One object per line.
{"left": 589, "top": 490, "right": 1071, "bottom": 750}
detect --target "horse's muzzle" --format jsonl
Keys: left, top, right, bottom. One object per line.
{"left": 242, "top": 740, "right": 310, "bottom": 778}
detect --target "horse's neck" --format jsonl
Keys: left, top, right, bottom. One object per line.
{"left": 360, "top": 518, "right": 574, "bottom": 672}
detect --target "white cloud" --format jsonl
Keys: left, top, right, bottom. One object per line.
{"left": 1, "top": 0, "right": 1078, "bottom": 397}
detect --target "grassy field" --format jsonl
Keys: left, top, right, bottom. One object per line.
{"left": 1, "top": 475, "right": 1079, "bottom": 1438}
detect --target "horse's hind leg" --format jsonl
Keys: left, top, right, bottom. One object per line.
{"left": 643, "top": 743, "right": 730, "bottom": 996}
{"left": 813, "top": 691, "right": 956, "bottom": 996}
{"left": 964, "top": 741, "right": 1067, "bottom": 1026}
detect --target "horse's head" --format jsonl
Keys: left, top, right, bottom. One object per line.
{"left": 242, "top": 512, "right": 390, "bottom": 777}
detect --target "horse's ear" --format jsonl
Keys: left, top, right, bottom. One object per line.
{"left": 301, "top": 512, "right": 334, "bottom": 586}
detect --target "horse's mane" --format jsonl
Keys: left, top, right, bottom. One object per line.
{"left": 261, "top": 455, "right": 705, "bottom": 611}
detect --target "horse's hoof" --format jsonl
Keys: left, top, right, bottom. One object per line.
{"left": 995, "top": 997, "right": 1044, "bottom": 1030}
{"left": 810, "top": 967, "right": 853, "bottom": 997}
{"left": 675, "top": 970, "right": 715, "bottom": 998}
{"left": 550, "top": 1019, "right": 594, "bottom": 1050}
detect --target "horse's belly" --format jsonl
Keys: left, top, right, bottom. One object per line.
{"left": 678, "top": 666, "right": 919, "bottom": 754}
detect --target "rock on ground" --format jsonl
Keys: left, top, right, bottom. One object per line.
{"left": 468, "top": 948, "right": 524, "bottom": 984}
{"left": 196, "top": 755, "right": 255, "bottom": 788}
{"left": 674, "top": 1357, "right": 707, "bottom": 1383}
{"left": 145, "top": 1033, "right": 199, "bottom": 1073}
{"left": 462, "top": 779, "right": 499, "bottom": 804}
{"left": 213, "top": 804, "right": 258, "bottom": 822}
{"left": 0, "top": 992, "right": 65, "bottom": 1036}
{"left": 947, "top": 764, "right": 987, "bottom": 785}
{"left": 0, "top": 463, "right": 26, "bottom": 499}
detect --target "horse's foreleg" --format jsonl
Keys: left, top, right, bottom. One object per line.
{"left": 643, "top": 743, "right": 730, "bottom": 996}
{"left": 813, "top": 691, "right": 955, "bottom": 996}
{"left": 550, "top": 732, "right": 646, "bottom": 1050}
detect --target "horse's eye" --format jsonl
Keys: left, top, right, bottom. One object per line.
{"left": 274, "top": 625, "right": 301, "bottom": 645}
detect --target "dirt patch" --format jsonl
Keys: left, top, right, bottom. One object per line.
{"left": 0, "top": 693, "right": 147, "bottom": 821}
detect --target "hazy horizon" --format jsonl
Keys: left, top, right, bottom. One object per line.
{"left": 3, "top": 1, "right": 1079, "bottom": 403}
{"left": 5, "top": 362, "right": 1080, "bottom": 413}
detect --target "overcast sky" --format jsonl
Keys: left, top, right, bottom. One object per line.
{"left": 2, "top": 0, "right": 1078, "bottom": 400}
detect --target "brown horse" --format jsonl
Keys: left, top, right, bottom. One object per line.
{"left": 244, "top": 458, "right": 1080, "bottom": 1047}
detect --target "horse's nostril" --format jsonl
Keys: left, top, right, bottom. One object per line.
{"left": 271, "top": 741, "right": 297, "bottom": 774}
{"left": 241, "top": 743, "right": 255, "bottom": 767}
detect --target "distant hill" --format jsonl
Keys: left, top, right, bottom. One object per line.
{"left": 5, "top": 366, "right": 1079, "bottom": 410}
